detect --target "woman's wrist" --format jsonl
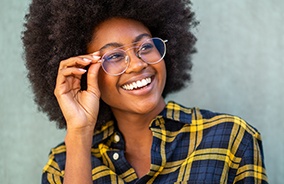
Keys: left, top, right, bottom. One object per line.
{"left": 65, "top": 125, "right": 95, "bottom": 148}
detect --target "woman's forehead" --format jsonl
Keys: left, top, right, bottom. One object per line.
{"left": 87, "top": 17, "right": 151, "bottom": 53}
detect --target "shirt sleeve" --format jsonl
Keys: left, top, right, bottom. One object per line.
{"left": 233, "top": 131, "right": 268, "bottom": 183}
{"left": 41, "top": 147, "right": 65, "bottom": 184}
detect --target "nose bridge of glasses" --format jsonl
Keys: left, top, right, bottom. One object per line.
{"left": 124, "top": 45, "right": 142, "bottom": 60}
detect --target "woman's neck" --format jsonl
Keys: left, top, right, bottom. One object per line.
{"left": 113, "top": 109, "right": 158, "bottom": 178}
{"left": 112, "top": 98, "right": 166, "bottom": 141}
{"left": 110, "top": 98, "right": 166, "bottom": 177}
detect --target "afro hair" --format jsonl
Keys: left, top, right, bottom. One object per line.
{"left": 22, "top": 0, "right": 198, "bottom": 129}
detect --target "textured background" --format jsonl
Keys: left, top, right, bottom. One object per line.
{"left": 0, "top": 0, "right": 283, "bottom": 183}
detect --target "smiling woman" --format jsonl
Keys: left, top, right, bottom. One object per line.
{"left": 89, "top": 18, "right": 166, "bottom": 120}
{"left": 22, "top": 0, "right": 268, "bottom": 183}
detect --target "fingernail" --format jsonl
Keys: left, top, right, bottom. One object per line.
{"left": 92, "top": 51, "right": 100, "bottom": 55}
{"left": 92, "top": 55, "right": 101, "bottom": 59}
{"left": 78, "top": 68, "right": 87, "bottom": 72}
{"left": 83, "top": 58, "right": 92, "bottom": 62}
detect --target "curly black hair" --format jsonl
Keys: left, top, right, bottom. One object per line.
{"left": 22, "top": 0, "right": 197, "bottom": 129}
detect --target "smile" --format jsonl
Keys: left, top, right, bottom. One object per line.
{"left": 122, "top": 77, "right": 152, "bottom": 90}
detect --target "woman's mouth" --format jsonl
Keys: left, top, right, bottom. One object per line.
{"left": 122, "top": 77, "right": 152, "bottom": 91}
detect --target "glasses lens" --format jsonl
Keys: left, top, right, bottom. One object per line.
{"left": 139, "top": 38, "right": 166, "bottom": 64}
{"left": 102, "top": 49, "right": 129, "bottom": 75}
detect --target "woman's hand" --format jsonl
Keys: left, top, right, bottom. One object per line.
{"left": 55, "top": 52, "right": 102, "bottom": 184}
{"left": 54, "top": 52, "right": 101, "bottom": 133}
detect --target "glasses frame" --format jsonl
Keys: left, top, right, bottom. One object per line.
{"left": 99, "top": 37, "right": 168, "bottom": 76}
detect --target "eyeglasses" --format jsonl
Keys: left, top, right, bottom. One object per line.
{"left": 99, "top": 37, "right": 168, "bottom": 76}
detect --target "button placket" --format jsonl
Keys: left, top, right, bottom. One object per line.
{"left": 114, "top": 134, "right": 120, "bottom": 143}
{"left": 113, "top": 152, "right": 119, "bottom": 160}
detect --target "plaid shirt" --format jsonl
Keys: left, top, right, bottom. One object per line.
{"left": 42, "top": 101, "right": 268, "bottom": 183}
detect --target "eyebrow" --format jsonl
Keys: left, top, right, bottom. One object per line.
{"left": 99, "top": 33, "right": 152, "bottom": 52}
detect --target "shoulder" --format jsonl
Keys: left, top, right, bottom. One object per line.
{"left": 164, "top": 101, "right": 261, "bottom": 141}
{"left": 196, "top": 108, "right": 261, "bottom": 141}
{"left": 169, "top": 102, "right": 264, "bottom": 159}
{"left": 191, "top": 106, "right": 263, "bottom": 155}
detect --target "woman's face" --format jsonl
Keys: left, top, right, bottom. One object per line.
{"left": 87, "top": 18, "right": 166, "bottom": 116}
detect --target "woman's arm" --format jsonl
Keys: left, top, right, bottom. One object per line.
{"left": 53, "top": 52, "right": 101, "bottom": 184}
{"left": 63, "top": 128, "right": 94, "bottom": 184}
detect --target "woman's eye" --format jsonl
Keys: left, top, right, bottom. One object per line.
{"left": 140, "top": 43, "right": 154, "bottom": 53}
{"left": 105, "top": 52, "right": 125, "bottom": 62}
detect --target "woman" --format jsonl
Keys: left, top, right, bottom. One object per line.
{"left": 22, "top": 0, "right": 268, "bottom": 183}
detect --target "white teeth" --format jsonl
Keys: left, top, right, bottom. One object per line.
{"left": 122, "top": 77, "right": 152, "bottom": 90}
{"left": 142, "top": 79, "right": 147, "bottom": 86}
{"left": 146, "top": 78, "right": 151, "bottom": 83}
{"left": 133, "top": 82, "right": 137, "bottom": 88}
{"left": 137, "top": 81, "right": 142, "bottom": 88}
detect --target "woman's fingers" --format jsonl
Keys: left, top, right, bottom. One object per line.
{"left": 54, "top": 52, "right": 102, "bottom": 96}
{"left": 86, "top": 62, "right": 101, "bottom": 97}
{"left": 58, "top": 51, "right": 101, "bottom": 70}
{"left": 60, "top": 67, "right": 87, "bottom": 77}
{"left": 59, "top": 56, "right": 92, "bottom": 69}
{"left": 86, "top": 52, "right": 102, "bottom": 97}
{"left": 55, "top": 57, "right": 89, "bottom": 88}
{"left": 55, "top": 54, "right": 101, "bottom": 89}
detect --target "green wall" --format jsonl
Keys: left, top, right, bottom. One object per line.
{"left": 1, "top": 0, "right": 283, "bottom": 183}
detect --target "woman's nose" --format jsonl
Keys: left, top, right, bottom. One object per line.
{"left": 124, "top": 51, "right": 148, "bottom": 74}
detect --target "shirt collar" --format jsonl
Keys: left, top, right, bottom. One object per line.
{"left": 92, "top": 101, "right": 193, "bottom": 145}
{"left": 93, "top": 120, "right": 116, "bottom": 146}
{"left": 158, "top": 101, "right": 193, "bottom": 124}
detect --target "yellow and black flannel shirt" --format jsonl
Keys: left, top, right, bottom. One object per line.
{"left": 42, "top": 101, "right": 268, "bottom": 183}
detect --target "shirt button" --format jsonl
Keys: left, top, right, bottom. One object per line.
{"left": 113, "top": 153, "right": 119, "bottom": 160}
{"left": 114, "top": 134, "right": 120, "bottom": 143}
